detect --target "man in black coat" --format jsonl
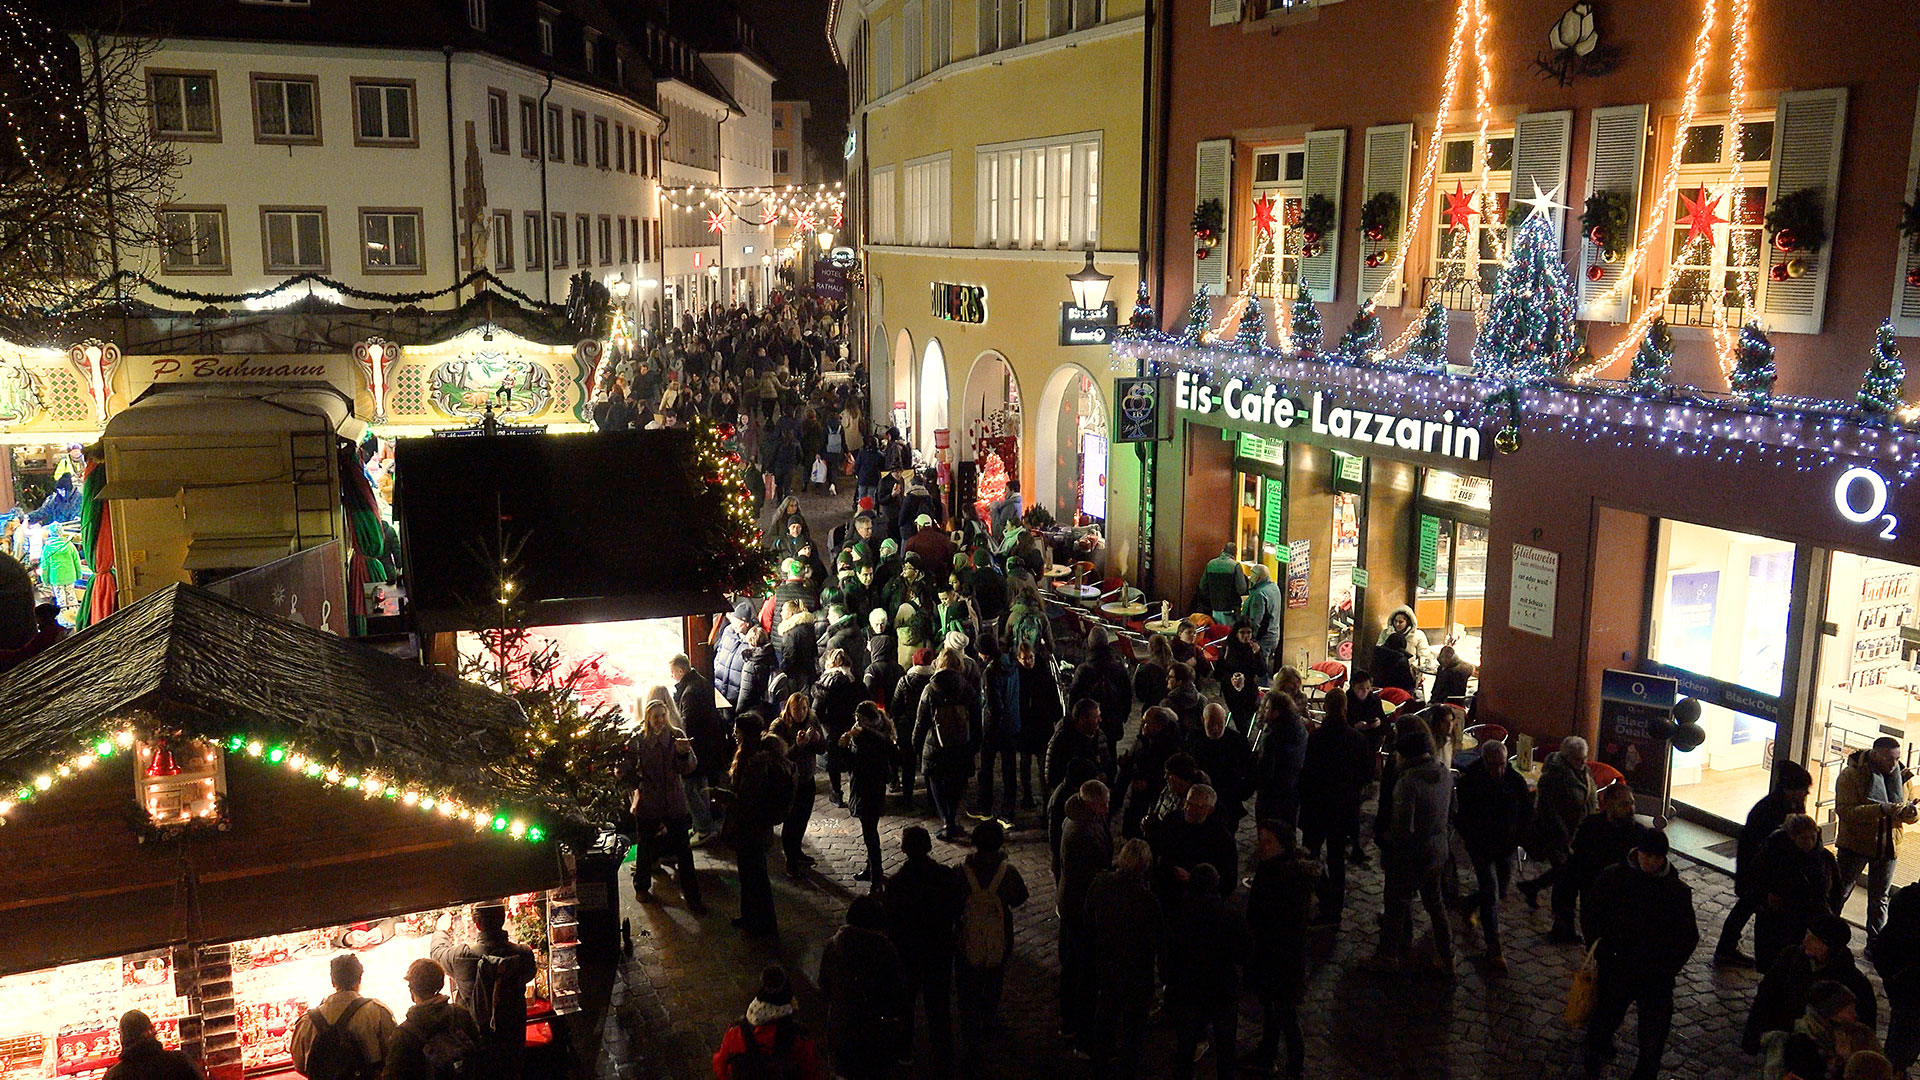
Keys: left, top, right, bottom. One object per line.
{"left": 1087, "top": 839, "right": 1162, "bottom": 1080}
{"left": 670, "top": 654, "right": 728, "bottom": 843}
{"left": 1151, "top": 784, "right": 1237, "bottom": 904}
{"left": 1715, "top": 761, "right": 1813, "bottom": 967}
{"left": 1068, "top": 626, "right": 1133, "bottom": 750}
{"left": 1186, "top": 704, "right": 1253, "bottom": 829}
{"left": 1567, "top": 781, "right": 1652, "bottom": 946}
{"left": 103, "top": 1012, "right": 202, "bottom": 1080}
{"left": 1743, "top": 912, "right": 1877, "bottom": 1055}
{"left": 1046, "top": 699, "right": 1114, "bottom": 791}
{"left": 1298, "top": 698, "right": 1371, "bottom": 928}
{"left": 1163, "top": 864, "right": 1253, "bottom": 1080}
{"left": 1454, "top": 739, "right": 1532, "bottom": 970}
{"left": 1581, "top": 830, "right": 1698, "bottom": 1080}
{"left": 1056, "top": 780, "right": 1112, "bottom": 1056}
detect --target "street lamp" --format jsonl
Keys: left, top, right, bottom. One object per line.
{"left": 816, "top": 230, "right": 835, "bottom": 253}
{"left": 1067, "top": 250, "right": 1113, "bottom": 311}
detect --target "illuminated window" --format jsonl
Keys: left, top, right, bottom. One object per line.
{"left": 1661, "top": 115, "right": 1772, "bottom": 328}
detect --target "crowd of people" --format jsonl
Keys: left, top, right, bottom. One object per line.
{"left": 597, "top": 296, "right": 1912, "bottom": 1080}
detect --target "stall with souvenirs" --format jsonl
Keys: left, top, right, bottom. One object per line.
{"left": 0, "top": 583, "right": 596, "bottom": 1080}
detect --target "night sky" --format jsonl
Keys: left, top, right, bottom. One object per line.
{"left": 732, "top": 0, "right": 848, "bottom": 171}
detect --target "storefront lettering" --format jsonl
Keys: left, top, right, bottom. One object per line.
{"left": 1834, "top": 466, "right": 1898, "bottom": 540}
{"left": 149, "top": 357, "right": 333, "bottom": 380}
{"left": 1172, "top": 369, "right": 1482, "bottom": 461}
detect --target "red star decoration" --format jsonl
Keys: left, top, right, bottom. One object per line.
{"left": 1442, "top": 182, "right": 1479, "bottom": 231}
{"left": 792, "top": 209, "right": 818, "bottom": 234}
{"left": 1252, "top": 195, "right": 1278, "bottom": 237}
{"left": 833, "top": 208, "right": 844, "bottom": 228}
{"left": 1678, "top": 184, "right": 1725, "bottom": 246}
{"left": 705, "top": 209, "right": 728, "bottom": 234}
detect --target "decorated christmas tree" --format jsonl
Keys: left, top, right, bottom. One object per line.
{"left": 1406, "top": 300, "right": 1448, "bottom": 370}
{"left": 1859, "top": 319, "right": 1906, "bottom": 417}
{"left": 1334, "top": 301, "right": 1381, "bottom": 363}
{"left": 1289, "top": 288, "right": 1322, "bottom": 356}
{"left": 1180, "top": 285, "right": 1212, "bottom": 345}
{"left": 1235, "top": 295, "right": 1270, "bottom": 353}
{"left": 973, "top": 449, "right": 1009, "bottom": 526}
{"left": 1628, "top": 317, "right": 1674, "bottom": 394}
{"left": 1127, "top": 278, "right": 1157, "bottom": 332}
{"left": 1730, "top": 320, "right": 1777, "bottom": 407}
{"left": 1471, "top": 214, "right": 1580, "bottom": 383}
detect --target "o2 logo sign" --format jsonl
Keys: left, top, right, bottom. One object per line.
{"left": 1834, "top": 466, "right": 1899, "bottom": 541}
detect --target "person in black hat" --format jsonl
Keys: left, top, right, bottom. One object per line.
{"left": 1717, "top": 761, "right": 1816, "bottom": 967}
{"left": 711, "top": 966, "right": 824, "bottom": 1078}
{"left": 103, "top": 1011, "right": 201, "bottom": 1080}
{"left": 1745, "top": 910, "right": 1878, "bottom": 1055}
{"left": 1581, "top": 828, "right": 1698, "bottom": 1080}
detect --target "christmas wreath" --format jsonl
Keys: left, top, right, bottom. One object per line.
{"left": 1580, "top": 190, "right": 1631, "bottom": 259}
{"left": 1298, "top": 193, "right": 1336, "bottom": 241}
{"left": 1764, "top": 188, "right": 1827, "bottom": 253}
{"left": 1192, "top": 198, "right": 1225, "bottom": 259}
{"left": 1900, "top": 191, "right": 1920, "bottom": 250}
{"left": 1358, "top": 191, "right": 1400, "bottom": 243}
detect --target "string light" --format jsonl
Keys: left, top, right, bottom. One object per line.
{"left": 1372, "top": 0, "right": 1479, "bottom": 316}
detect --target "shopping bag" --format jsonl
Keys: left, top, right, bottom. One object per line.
{"left": 810, "top": 456, "right": 828, "bottom": 484}
{"left": 1563, "top": 942, "right": 1600, "bottom": 1027}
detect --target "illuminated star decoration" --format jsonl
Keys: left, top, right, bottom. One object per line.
{"left": 1678, "top": 184, "right": 1725, "bottom": 246}
{"left": 1515, "top": 179, "right": 1568, "bottom": 222}
{"left": 1442, "top": 181, "right": 1479, "bottom": 231}
{"left": 1252, "top": 195, "right": 1278, "bottom": 237}
{"left": 705, "top": 209, "right": 728, "bottom": 234}
{"left": 833, "top": 208, "right": 844, "bottom": 229}
{"left": 792, "top": 209, "right": 818, "bottom": 234}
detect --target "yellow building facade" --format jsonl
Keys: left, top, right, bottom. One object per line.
{"left": 835, "top": 0, "right": 1147, "bottom": 578}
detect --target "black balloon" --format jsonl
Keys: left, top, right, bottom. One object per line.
{"left": 1647, "top": 713, "right": 1677, "bottom": 740}
{"left": 1671, "top": 721, "right": 1707, "bottom": 752}
{"left": 1672, "top": 697, "right": 1702, "bottom": 724}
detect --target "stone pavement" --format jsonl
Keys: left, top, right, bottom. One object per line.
{"left": 580, "top": 485, "right": 1829, "bottom": 1079}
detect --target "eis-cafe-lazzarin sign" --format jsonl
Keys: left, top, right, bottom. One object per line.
{"left": 1172, "top": 368, "right": 1484, "bottom": 462}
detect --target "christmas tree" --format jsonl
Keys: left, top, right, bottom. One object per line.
{"left": 1628, "top": 318, "right": 1674, "bottom": 394}
{"left": 1334, "top": 301, "right": 1381, "bottom": 363}
{"left": 1730, "top": 320, "right": 1777, "bottom": 407}
{"left": 1859, "top": 318, "right": 1906, "bottom": 417}
{"left": 1406, "top": 300, "right": 1448, "bottom": 370}
{"left": 1235, "top": 295, "right": 1270, "bottom": 353}
{"left": 973, "top": 449, "right": 1009, "bottom": 527}
{"left": 1180, "top": 285, "right": 1212, "bottom": 345}
{"left": 1471, "top": 213, "right": 1580, "bottom": 383}
{"left": 1290, "top": 288, "right": 1322, "bottom": 355}
{"left": 1127, "top": 278, "right": 1157, "bottom": 332}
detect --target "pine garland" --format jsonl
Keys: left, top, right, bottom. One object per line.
{"left": 1859, "top": 319, "right": 1906, "bottom": 418}
{"left": 24, "top": 268, "right": 560, "bottom": 320}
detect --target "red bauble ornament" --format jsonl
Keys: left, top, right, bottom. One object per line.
{"left": 1195, "top": 247, "right": 1211, "bottom": 261}
{"left": 1364, "top": 226, "right": 1384, "bottom": 243}
{"left": 1364, "top": 252, "right": 1382, "bottom": 268}
{"left": 717, "top": 422, "right": 736, "bottom": 440}
{"left": 1769, "top": 262, "right": 1790, "bottom": 282}
{"left": 1302, "top": 243, "right": 1322, "bottom": 259}
{"left": 1907, "top": 266, "right": 1920, "bottom": 289}
{"left": 1585, "top": 264, "right": 1605, "bottom": 282}
{"left": 1588, "top": 225, "right": 1607, "bottom": 246}
{"left": 1302, "top": 229, "right": 1321, "bottom": 245}
{"left": 1774, "top": 228, "right": 1799, "bottom": 252}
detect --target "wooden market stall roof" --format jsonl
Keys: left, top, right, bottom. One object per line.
{"left": 0, "top": 583, "right": 563, "bottom": 976}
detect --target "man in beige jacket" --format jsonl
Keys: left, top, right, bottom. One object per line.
{"left": 288, "top": 953, "right": 399, "bottom": 1079}
{"left": 1834, "top": 736, "right": 1917, "bottom": 937}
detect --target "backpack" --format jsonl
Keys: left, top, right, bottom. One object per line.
{"left": 931, "top": 700, "right": 970, "bottom": 751}
{"left": 301, "top": 998, "right": 375, "bottom": 1080}
{"left": 724, "top": 1018, "right": 799, "bottom": 1080}
{"left": 959, "top": 861, "right": 1011, "bottom": 968}
{"left": 402, "top": 1013, "right": 477, "bottom": 1080}
{"left": 469, "top": 954, "right": 519, "bottom": 1038}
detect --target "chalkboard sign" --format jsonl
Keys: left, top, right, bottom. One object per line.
{"left": 1597, "top": 668, "right": 1678, "bottom": 813}
{"left": 1261, "top": 477, "right": 1285, "bottom": 552}
{"left": 1418, "top": 515, "right": 1441, "bottom": 590}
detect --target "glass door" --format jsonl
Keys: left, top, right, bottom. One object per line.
{"left": 1811, "top": 552, "right": 1920, "bottom": 840}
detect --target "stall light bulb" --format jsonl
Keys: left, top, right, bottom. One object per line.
{"left": 508, "top": 821, "right": 526, "bottom": 838}
{"left": 325, "top": 769, "right": 342, "bottom": 784}
{"left": 266, "top": 747, "right": 285, "bottom": 764}
{"left": 420, "top": 796, "right": 436, "bottom": 810}
{"left": 342, "top": 776, "right": 360, "bottom": 789}
{"left": 33, "top": 775, "right": 51, "bottom": 791}
{"left": 116, "top": 731, "right": 135, "bottom": 749}
{"left": 402, "top": 791, "right": 419, "bottom": 806}
{"left": 94, "top": 739, "right": 113, "bottom": 757}
{"left": 246, "top": 741, "right": 263, "bottom": 758}
{"left": 364, "top": 779, "right": 385, "bottom": 796}
{"left": 526, "top": 827, "right": 545, "bottom": 843}
{"left": 76, "top": 755, "right": 94, "bottom": 769}
{"left": 491, "top": 816, "right": 509, "bottom": 832}
{"left": 288, "top": 754, "right": 306, "bottom": 770}
{"left": 305, "top": 763, "right": 322, "bottom": 777}
{"left": 56, "top": 765, "right": 70, "bottom": 778}
{"left": 0, "top": 801, "right": 13, "bottom": 816}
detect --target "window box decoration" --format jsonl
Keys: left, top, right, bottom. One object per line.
{"left": 1764, "top": 188, "right": 1827, "bottom": 254}
{"left": 1298, "top": 193, "right": 1335, "bottom": 259}
{"left": 1580, "top": 190, "right": 1631, "bottom": 262}
{"left": 1192, "top": 199, "right": 1225, "bottom": 261}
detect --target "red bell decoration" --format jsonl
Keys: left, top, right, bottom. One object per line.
{"left": 1585, "top": 264, "right": 1605, "bottom": 282}
{"left": 1769, "top": 262, "right": 1790, "bottom": 282}
{"left": 146, "top": 743, "right": 181, "bottom": 778}
{"left": 1907, "top": 265, "right": 1920, "bottom": 289}
{"left": 1364, "top": 226, "right": 1384, "bottom": 243}
{"left": 1588, "top": 225, "right": 1608, "bottom": 246}
{"left": 1195, "top": 247, "right": 1211, "bottom": 261}
{"left": 1364, "top": 252, "right": 1383, "bottom": 269}
{"left": 1774, "top": 228, "right": 1799, "bottom": 252}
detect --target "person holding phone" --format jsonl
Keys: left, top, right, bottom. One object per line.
{"left": 1834, "top": 736, "right": 1917, "bottom": 937}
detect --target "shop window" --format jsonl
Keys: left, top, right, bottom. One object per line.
{"left": 1414, "top": 468, "right": 1491, "bottom": 671}
{"left": 1662, "top": 115, "right": 1771, "bottom": 328}
{"left": 1250, "top": 147, "right": 1306, "bottom": 300}
{"left": 136, "top": 735, "right": 226, "bottom": 826}
{"left": 1328, "top": 453, "right": 1366, "bottom": 662}
{"left": 1648, "top": 519, "right": 1795, "bottom": 823}
{"left": 1430, "top": 133, "right": 1513, "bottom": 310}
{"left": 1812, "top": 553, "right": 1920, "bottom": 832}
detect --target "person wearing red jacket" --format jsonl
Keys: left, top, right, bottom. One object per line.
{"left": 711, "top": 966, "right": 823, "bottom": 1080}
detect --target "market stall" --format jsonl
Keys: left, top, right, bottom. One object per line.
{"left": 0, "top": 583, "right": 590, "bottom": 1079}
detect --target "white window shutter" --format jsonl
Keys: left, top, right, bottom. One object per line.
{"left": 1512, "top": 110, "right": 1573, "bottom": 246}
{"left": 1760, "top": 87, "right": 1847, "bottom": 335}
{"left": 1194, "top": 138, "right": 1232, "bottom": 294}
{"left": 1892, "top": 86, "right": 1920, "bottom": 337}
{"left": 1296, "top": 128, "right": 1345, "bottom": 303}
{"left": 1356, "top": 123, "right": 1410, "bottom": 304}
{"left": 1209, "top": 0, "right": 1241, "bottom": 26}
{"left": 1577, "top": 104, "right": 1647, "bottom": 324}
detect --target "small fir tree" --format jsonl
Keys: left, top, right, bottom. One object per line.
{"left": 1235, "top": 295, "right": 1270, "bottom": 353}
{"left": 1127, "top": 278, "right": 1157, "bottom": 332}
{"left": 1180, "top": 285, "right": 1212, "bottom": 345}
{"left": 1859, "top": 319, "right": 1906, "bottom": 418}
{"left": 1730, "top": 320, "right": 1777, "bottom": 407}
{"left": 1406, "top": 300, "right": 1448, "bottom": 370}
{"left": 1335, "top": 302, "right": 1382, "bottom": 362}
{"left": 1628, "top": 317, "right": 1675, "bottom": 394}
{"left": 1471, "top": 214, "right": 1580, "bottom": 382}
{"left": 1289, "top": 288, "right": 1323, "bottom": 355}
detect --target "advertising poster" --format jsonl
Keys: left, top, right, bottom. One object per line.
{"left": 1285, "top": 540, "right": 1312, "bottom": 609}
{"left": 1597, "top": 668, "right": 1679, "bottom": 812}
{"left": 1662, "top": 570, "right": 1721, "bottom": 674}
{"left": 1508, "top": 544, "right": 1560, "bottom": 638}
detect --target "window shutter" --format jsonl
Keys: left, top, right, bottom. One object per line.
{"left": 1295, "top": 128, "right": 1345, "bottom": 303}
{"left": 1892, "top": 86, "right": 1920, "bottom": 337}
{"left": 1356, "top": 123, "right": 1409, "bottom": 304}
{"left": 1759, "top": 87, "right": 1847, "bottom": 335}
{"left": 1512, "top": 110, "right": 1573, "bottom": 246}
{"left": 1209, "top": 0, "right": 1241, "bottom": 26}
{"left": 1577, "top": 104, "right": 1647, "bottom": 323}
{"left": 1194, "top": 138, "right": 1232, "bottom": 294}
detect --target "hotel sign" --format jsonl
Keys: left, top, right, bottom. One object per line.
{"left": 1171, "top": 368, "right": 1484, "bottom": 462}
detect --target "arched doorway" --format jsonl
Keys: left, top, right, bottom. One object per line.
{"left": 918, "top": 339, "right": 949, "bottom": 461}
{"left": 891, "top": 329, "right": 915, "bottom": 441}
{"left": 1036, "top": 365, "right": 1110, "bottom": 527}
{"left": 958, "top": 351, "right": 1022, "bottom": 466}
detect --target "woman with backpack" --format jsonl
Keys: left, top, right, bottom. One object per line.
{"left": 771, "top": 693, "right": 826, "bottom": 880}
{"left": 955, "top": 820, "right": 1029, "bottom": 1075}
{"left": 710, "top": 966, "right": 824, "bottom": 1080}
{"left": 974, "top": 634, "right": 1022, "bottom": 820}
{"left": 841, "top": 701, "right": 902, "bottom": 892}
